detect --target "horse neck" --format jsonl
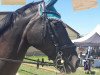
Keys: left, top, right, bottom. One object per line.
{"left": 0, "top": 0, "right": 40, "bottom": 64}
{"left": 0, "top": 14, "right": 33, "bottom": 75}
{"left": 0, "top": 2, "right": 41, "bottom": 75}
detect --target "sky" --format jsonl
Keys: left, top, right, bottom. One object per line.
{"left": 0, "top": 0, "right": 100, "bottom": 35}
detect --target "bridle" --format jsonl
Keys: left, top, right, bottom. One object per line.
{"left": 40, "top": 1, "right": 77, "bottom": 73}
{"left": 45, "top": 18, "right": 76, "bottom": 73}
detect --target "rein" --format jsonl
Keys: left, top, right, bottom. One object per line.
{"left": 0, "top": 57, "right": 54, "bottom": 66}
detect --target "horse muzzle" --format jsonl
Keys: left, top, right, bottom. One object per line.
{"left": 63, "top": 55, "right": 79, "bottom": 73}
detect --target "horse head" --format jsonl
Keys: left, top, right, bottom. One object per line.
{"left": 25, "top": 16, "right": 79, "bottom": 73}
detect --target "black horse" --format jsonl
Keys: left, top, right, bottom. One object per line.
{"left": 0, "top": 1, "right": 78, "bottom": 75}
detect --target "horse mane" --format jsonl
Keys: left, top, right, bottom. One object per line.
{"left": 15, "top": 1, "right": 43, "bottom": 15}
{"left": 0, "top": 12, "right": 16, "bottom": 37}
{"left": 0, "top": 1, "right": 43, "bottom": 37}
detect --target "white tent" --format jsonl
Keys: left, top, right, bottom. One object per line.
{"left": 73, "top": 25, "right": 100, "bottom": 67}
{"left": 72, "top": 24, "right": 100, "bottom": 43}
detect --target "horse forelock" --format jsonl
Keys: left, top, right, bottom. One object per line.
{"left": 48, "top": 18, "right": 66, "bottom": 28}
{"left": 15, "top": 1, "right": 43, "bottom": 16}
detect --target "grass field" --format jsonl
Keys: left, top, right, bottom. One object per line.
{"left": 18, "top": 64, "right": 56, "bottom": 75}
{"left": 18, "top": 64, "right": 100, "bottom": 75}
{"left": 18, "top": 56, "right": 100, "bottom": 75}
{"left": 24, "top": 56, "right": 51, "bottom": 62}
